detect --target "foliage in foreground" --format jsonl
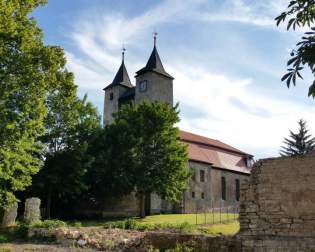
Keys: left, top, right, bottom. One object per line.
{"left": 30, "top": 220, "right": 67, "bottom": 229}
{"left": 0, "top": 0, "right": 53, "bottom": 210}
{"left": 276, "top": 0, "right": 315, "bottom": 97}
{"left": 0, "top": 220, "right": 66, "bottom": 244}
{"left": 103, "top": 219, "right": 194, "bottom": 233}
{"left": 280, "top": 119, "right": 315, "bottom": 156}
{"left": 0, "top": 0, "right": 101, "bottom": 213}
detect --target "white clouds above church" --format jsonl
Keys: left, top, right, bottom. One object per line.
{"left": 35, "top": 0, "right": 315, "bottom": 159}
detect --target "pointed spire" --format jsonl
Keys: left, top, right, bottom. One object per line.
{"left": 135, "top": 33, "right": 173, "bottom": 79}
{"left": 103, "top": 48, "right": 133, "bottom": 91}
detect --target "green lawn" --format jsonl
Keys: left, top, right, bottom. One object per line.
{"left": 138, "top": 213, "right": 238, "bottom": 225}
{"left": 77, "top": 213, "right": 238, "bottom": 227}
{"left": 201, "top": 221, "right": 240, "bottom": 236}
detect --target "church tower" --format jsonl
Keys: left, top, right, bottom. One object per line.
{"left": 135, "top": 33, "right": 174, "bottom": 106}
{"left": 103, "top": 49, "right": 133, "bottom": 125}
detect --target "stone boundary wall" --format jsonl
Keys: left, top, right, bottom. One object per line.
{"left": 239, "top": 155, "right": 315, "bottom": 236}
{"left": 238, "top": 154, "right": 315, "bottom": 251}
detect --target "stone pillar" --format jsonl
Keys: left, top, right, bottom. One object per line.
{"left": 24, "top": 197, "right": 41, "bottom": 224}
{"left": 1, "top": 203, "right": 18, "bottom": 227}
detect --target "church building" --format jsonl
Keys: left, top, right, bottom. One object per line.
{"left": 101, "top": 36, "right": 254, "bottom": 216}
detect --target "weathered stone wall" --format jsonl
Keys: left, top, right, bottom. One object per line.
{"left": 238, "top": 154, "right": 315, "bottom": 251}
{"left": 240, "top": 155, "right": 315, "bottom": 237}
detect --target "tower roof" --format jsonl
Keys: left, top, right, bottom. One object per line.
{"left": 136, "top": 36, "right": 173, "bottom": 79}
{"left": 103, "top": 50, "right": 133, "bottom": 91}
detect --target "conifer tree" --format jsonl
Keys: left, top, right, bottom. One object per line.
{"left": 280, "top": 119, "right": 315, "bottom": 156}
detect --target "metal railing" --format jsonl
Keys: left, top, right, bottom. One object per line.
{"left": 193, "top": 204, "right": 239, "bottom": 225}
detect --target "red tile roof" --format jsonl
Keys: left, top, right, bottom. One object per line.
{"left": 179, "top": 130, "right": 252, "bottom": 174}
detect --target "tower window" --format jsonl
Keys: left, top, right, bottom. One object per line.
{"left": 139, "top": 80, "right": 148, "bottom": 92}
{"left": 221, "top": 176, "right": 226, "bottom": 200}
{"left": 110, "top": 92, "right": 114, "bottom": 100}
{"left": 235, "top": 179, "right": 240, "bottom": 201}
{"left": 200, "top": 170, "right": 205, "bottom": 182}
{"left": 191, "top": 191, "right": 195, "bottom": 198}
{"left": 201, "top": 192, "right": 205, "bottom": 199}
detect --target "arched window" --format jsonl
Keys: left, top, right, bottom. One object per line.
{"left": 200, "top": 170, "right": 205, "bottom": 182}
{"left": 235, "top": 179, "right": 240, "bottom": 201}
{"left": 221, "top": 176, "right": 226, "bottom": 200}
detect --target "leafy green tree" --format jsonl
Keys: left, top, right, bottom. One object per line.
{"left": 280, "top": 119, "right": 315, "bottom": 156}
{"left": 31, "top": 94, "right": 101, "bottom": 218}
{"left": 86, "top": 123, "right": 137, "bottom": 201}
{"left": 91, "top": 102, "right": 190, "bottom": 218}
{"left": 0, "top": 0, "right": 71, "bottom": 209}
{"left": 276, "top": 0, "right": 315, "bottom": 97}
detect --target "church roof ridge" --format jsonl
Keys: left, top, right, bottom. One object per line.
{"left": 179, "top": 130, "right": 253, "bottom": 157}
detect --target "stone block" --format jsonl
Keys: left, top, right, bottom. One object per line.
{"left": 24, "top": 197, "right": 41, "bottom": 224}
{"left": 1, "top": 203, "right": 18, "bottom": 227}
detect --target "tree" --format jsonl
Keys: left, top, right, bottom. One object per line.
{"left": 276, "top": 1, "right": 315, "bottom": 97}
{"left": 91, "top": 102, "right": 190, "bottom": 218}
{"left": 0, "top": 0, "right": 70, "bottom": 210}
{"left": 280, "top": 119, "right": 315, "bottom": 156}
{"left": 31, "top": 94, "right": 101, "bottom": 218}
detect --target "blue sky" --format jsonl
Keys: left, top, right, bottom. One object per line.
{"left": 33, "top": 0, "right": 315, "bottom": 159}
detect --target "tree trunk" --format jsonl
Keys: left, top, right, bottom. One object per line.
{"left": 46, "top": 189, "right": 52, "bottom": 219}
{"left": 139, "top": 193, "right": 146, "bottom": 218}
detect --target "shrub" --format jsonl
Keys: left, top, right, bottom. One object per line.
{"left": 72, "top": 221, "right": 82, "bottom": 228}
{"left": 102, "top": 219, "right": 194, "bottom": 233}
{"left": 124, "top": 218, "right": 137, "bottom": 229}
{"left": 177, "top": 222, "right": 194, "bottom": 234}
{"left": 0, "top": 234, "right": 9, "bottom": 243}
{"left": 0, "top": 224, "right": 29, "bottom": 243}
{"left": 31, "top": 219, "right": 67, "bottom": 229}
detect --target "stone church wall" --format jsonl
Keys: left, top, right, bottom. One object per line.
{"left": 183, "top": 161, "right": 248, "bottom": 213}
{"left": 135, "top": 72, "right": 173, "bottom": 106}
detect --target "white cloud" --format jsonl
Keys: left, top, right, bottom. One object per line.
{"left": 196, "top": 0, "right": 287, "bottom": 28}
{"left": 63, "top": 0, "right": 315, "bottom": 159}
{"left": 170, "top": 64, "right": 315, "bottom": 158}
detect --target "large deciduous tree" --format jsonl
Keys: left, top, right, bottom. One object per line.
{"left": 276, "top": 0, "right": 315, "bottom": 97}
{"left": 90, "top": 102, "right": 190, "bottom": 218}
{"left": 0, "top": 0, "right": 68, "bottom": 210}
{"left": 31, "top": 94, "right": 101, "bottom": 218}
{"left": 280, "top": 119, "right": 315, "bottom": 156}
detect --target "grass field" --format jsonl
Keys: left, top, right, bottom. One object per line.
{"left": 201, "top": 221, "right": 240, "bottom": 236}
{"left": 138, "top": 213, "right": 238, "bottom": 225}
{"left": 79, "top": 213, "right": 238, "bottom": 227}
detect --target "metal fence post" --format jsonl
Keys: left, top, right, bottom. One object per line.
{"left": 195, "top": 202, "right": 198, "bottom": 225}
{"left": 220, "top": 201, "right": 222, "bottom": 223}
{"left": 211, "top": 201, "right": 214, "bottom": 224}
